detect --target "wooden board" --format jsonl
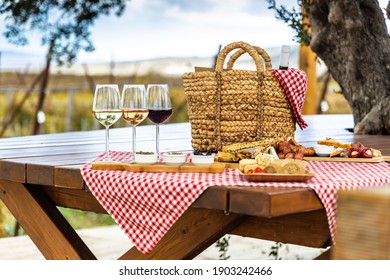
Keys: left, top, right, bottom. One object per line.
{"left": 239, "top": 171, "right": 316, "bottom": 182}
{"left": 222, "top": 162, "right": 239, "bottom": 169}
{"left": 304, "top": 156, "right": 385, "bottom": 163}
{"left": 92, "top": 161, "right": 225, "bottom": 173}
{"left": 214, "top": 155, "right": 388, "bottom": 171}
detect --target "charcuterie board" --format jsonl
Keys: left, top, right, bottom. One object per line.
{"left": 304, "top": 156, "right": 386, "bottom": 163}
{"left": 222, "top": 162, "right": 239, "bottom": 169}
{"left": 218, "top": 156, "right": 389, "bottom": 167}
{"left": 240, "top": 171, "right": 315, "bottom": 182}
{"left": 91, "top": 161, "right": 226, "bottom": 173}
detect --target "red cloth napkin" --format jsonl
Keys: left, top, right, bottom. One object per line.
{"left": 80, "top": 151, "right": 390, "bottom": 254}
{"left": 271, "top": 68, "right": 308, "bottom": 129}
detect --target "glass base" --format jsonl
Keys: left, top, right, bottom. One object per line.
{"left": 122, "top": 156, "right": 135, "bottom": 163}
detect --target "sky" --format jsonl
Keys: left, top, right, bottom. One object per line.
{"left": 0, "top": 0, "right": 389, "bottom": 64}
{"left": 80, "top": 0, "right": 298, "bottom": 62}
{"left": 0, "top": 0, "right": 299, "bottom": 63}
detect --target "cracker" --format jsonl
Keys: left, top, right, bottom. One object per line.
{"left": 222, "top": 138, "right": 283, "bottom": 153}
{"left": 317, "top": 139, "right": 352, "bottom": 149}
{"left": 330, "top": 149, "right": 343, "bottom": 157}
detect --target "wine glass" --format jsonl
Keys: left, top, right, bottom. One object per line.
{"left": 92, "top": 84, "right": 121, "bottom": 162}
{"left": 146, "top": 84, "right": 172, "bottom": 160}
{"left": 120, "top": 84, "right": 149, "bottom": 162}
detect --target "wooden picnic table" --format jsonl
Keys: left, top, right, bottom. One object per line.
{"left": 0, "top": 114, "right": 388, "bottom": 260}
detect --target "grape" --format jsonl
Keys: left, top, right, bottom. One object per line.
{"left": 294, "top": 152, "right": 304, "bottom": 160}
{"left": 285, "top": 153, "right": 294, "bottom": 158}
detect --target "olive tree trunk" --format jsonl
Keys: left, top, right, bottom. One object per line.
{"left": 309, "top": 0, "right": 390, "bottom": 134}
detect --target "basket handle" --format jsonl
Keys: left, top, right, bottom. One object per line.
{"left": 226, "top": 46, "right": 272, "bottom": 70}
{"left": 215, "top": 41, "right": 265, "bottom": 73}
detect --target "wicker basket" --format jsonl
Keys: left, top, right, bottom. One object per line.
{"left": 182, "top": 41, "right": 296, "bottom": 152}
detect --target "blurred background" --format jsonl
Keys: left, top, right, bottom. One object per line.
{"left": 0, "top": 0, "right": 388, "bottom": 242}
{"left": 3, "top": 0, "right": 385, "bottom": 138}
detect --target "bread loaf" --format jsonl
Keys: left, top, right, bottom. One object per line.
{"left": 238, "top": 159, "right": 257, "bottom": 172}
{"left": 262, "top": 158, "right": 308, "bottom": 175}
{"left": 263, "top": 162, "right": 285, "bottom": 174}
{"left": 281, "top": 159, "right": 308, "bottom": 174}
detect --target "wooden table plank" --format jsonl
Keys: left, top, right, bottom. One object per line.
{"left": 43, "top": 186, "right": 106, "bottom": 213}
{"left": 0, "top": 152, "right": 101, "bottom": 184}
{"left": 227, "top": 186, "right": 323, "bottom": 217}
{"left": 0, "top": 123, "right": 191, "bottom": 148}
{"left": 0, "top": 138, "right": 192, "bottom": 159}
{"left": 0, "top": 143, "right": 127, "bottom": 158}
{"left": 191, "top": 186, "right": 228, "bottom": 211}
{"left": 26, "top": 153, "right": 103, "bottom": 186}
{"left": 303, "top": 114, "right": 353, "bottom": 130}
{"left": 0, "top": 160, "right": 26, "bottom": 183}
{"left": 55, "top": 164, "right": 86, "bottom": 189}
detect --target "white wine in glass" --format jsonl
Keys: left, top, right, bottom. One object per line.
{"left": 146, "top": 84, "right": 172, "bottom": 159}
{"left": 121, "top": 84, "right": 149, "bottom": 162}
{"left": 92, "top": 84, "right": 121, "bottom": 162}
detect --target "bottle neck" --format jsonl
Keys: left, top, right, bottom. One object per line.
{"left": 279, "top": 45, "right": 290, "bottom": 70}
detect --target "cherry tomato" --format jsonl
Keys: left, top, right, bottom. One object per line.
{"left": 254, "top": 167, "right": 266, "bottom": 173}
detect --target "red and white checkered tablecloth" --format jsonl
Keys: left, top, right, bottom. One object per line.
{"left": 80, "top": 151, "right": 390, "bottom": 254}
{"left": 271, "top": 68, "right": 308, "bottom": 129}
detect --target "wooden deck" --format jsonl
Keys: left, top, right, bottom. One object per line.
{"left": 0, "top": 226, "right": 131, "bottom": 260}
{"left": 0, "top": 225, "right": 324, "bottom": 260}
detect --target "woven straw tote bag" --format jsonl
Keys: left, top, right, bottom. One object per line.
{"left": 182, "top": 41, "right": 296, "bottom": 152}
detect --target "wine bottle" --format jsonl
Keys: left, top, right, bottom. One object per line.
{"left": 279, "top": 45, "right": 291, "bottom": 70}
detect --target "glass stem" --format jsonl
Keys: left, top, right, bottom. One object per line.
{"left": 156, "top": 124, "right": 160, "bottom": 158}
{"left": 132, "top": 125, "right": 136, "bottom": 159}
{"left": 105, "top": 126, "right": 110, "bottom": 160}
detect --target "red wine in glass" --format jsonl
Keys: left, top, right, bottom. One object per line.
{"left": 147, "top": 109, "right": 172, "bottom": 124}
{"left": 146, "top": 84, "right": 172, "bottom": 159}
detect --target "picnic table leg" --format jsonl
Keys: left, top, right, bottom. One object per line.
{"left": 119, "top": 207, "right": 245, "bottom": 260}
{"left": 0, "top": 179, "right": 97, "bottom": 260}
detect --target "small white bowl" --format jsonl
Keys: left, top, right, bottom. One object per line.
{"left": 191, "top": 154, "right": 215, "bottom": 166}
{"left": 314, "top": 145, "right": 335, "bottom": 157}
{"left": 163, "top": 152, "right": 187, "bottom": 166}
{"left": 134, "top": 152, "right": 157, "bottom": 164}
